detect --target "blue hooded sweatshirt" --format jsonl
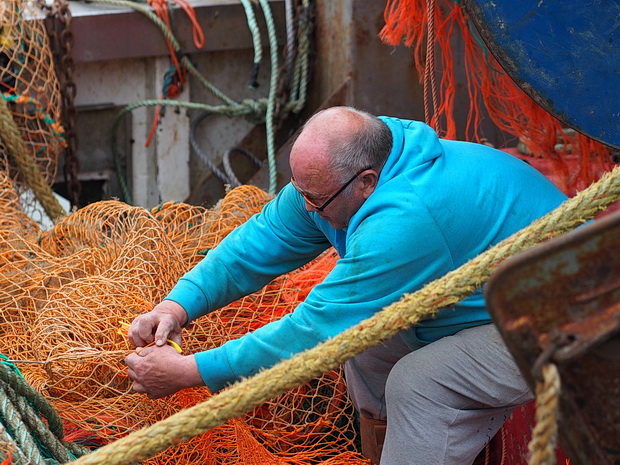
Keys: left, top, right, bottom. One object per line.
{"left": 166, "top": 117, "right": 568, "bottom": 392}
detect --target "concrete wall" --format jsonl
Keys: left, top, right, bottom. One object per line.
{"left": 67, "top": 0, "right": 286, "bottom": 208}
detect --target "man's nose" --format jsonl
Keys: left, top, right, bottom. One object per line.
{"left": 305, "top": 201, "right": 318, "bottom": 213}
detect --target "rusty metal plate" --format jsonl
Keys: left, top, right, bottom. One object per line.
{"left": 486, "top": 209, "right": 620, "bottom": 465}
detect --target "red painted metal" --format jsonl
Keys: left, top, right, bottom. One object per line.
{"left": 497, "top": 401, "right": 570, "bottom": 464}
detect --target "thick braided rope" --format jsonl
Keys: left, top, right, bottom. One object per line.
{"left": 10, "top": 394, "right": 75, "bottom": 463}
{"left": 285, "top": 0, "right": 311, "bottom": 114}
{"left": 240, "top": 0, "right": 263, "bottom": 74}
{"left": 0, "top": 96, "right": 66, "bottom": 222}
{"left": 0, "top": 362, "right": 64, "bottom": 437}
{"left": 258, "top": 0, "right": 279, "bottom": 195}
{"left": 68, "top": 165, "right": 620, "bottom": 465}
{"left": 424, "top": 0, "right": 440, "bottom": 131}
{"left": 528, "top": 363, "right": 561, "bottom": 465}
{"left": 0, "top": 421, "right": 29, "bottom": 465}
{"left": 0, "top": 383, "right": 49, "bottom": 465}
{"left": 0, "top": 363, "right": 87, "bottom": 464}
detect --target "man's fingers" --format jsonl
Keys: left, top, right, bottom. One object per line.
{"left": 131, "top": 381, "right": 159, "bottom": 398}
{"left": 124, "top": 345, "right": 187, "bottom": 399}
{"left": 125, "top": 351, "right": 141, "bottom": 371}
{"left": 154, "top": 328, "right": 169, "bottom": 346}
{"left": 124, "top": 352, "right": 136, "bottom": 368}
{"left": 137, "top": 318, "right": 157, "bottom": 345}
{"left": 131, "top": 381, "right": 146, "bottom": 394}
{"left": 153, "top": 319, "right": 178, "bottom": 347}
{"left": 127, "top": 317, "right": 154, "bottom": 347}
{"left": 135, "top": 345, "right": 154, "bottom": 356}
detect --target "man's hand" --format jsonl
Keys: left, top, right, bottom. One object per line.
{"left": 125, "top": 345, "right": 203, "bottom": 399}
{"left": 128, "top": 300, "right": 188, "bottom": 349}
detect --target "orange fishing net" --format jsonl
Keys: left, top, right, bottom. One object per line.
{"left": 380, "top": 0, "right": 616, "bottom": 197}
{"left": 0, "top": 178, "right": 368, "bottom": 464}
{"left": 0, "top": 1, "right": 364, "bottom": 462}
{"left": 0, "top": 0, "right": 65, "bottom": 203}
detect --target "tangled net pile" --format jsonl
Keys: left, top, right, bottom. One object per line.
{"left": 0, "top": 1, "right": 361, "bottom": 463}
{"left": 0, "top": 0, "right": 66, "bottom": 224}
{"left": 0, "top": 177, "right": 367, "bottom": 464}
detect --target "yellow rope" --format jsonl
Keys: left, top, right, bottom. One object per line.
{"left": 67, "top": 165, "right": 620, "bottom": 465}
{"left": 0, "top": 96, "right": 67, "bottom": 222}
{"left": 528, "top": 363, "right": 561, "bottom": 465}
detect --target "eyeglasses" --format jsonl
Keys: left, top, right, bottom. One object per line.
{"left": 291, "top": 166, "right": 372, "bottom": 212}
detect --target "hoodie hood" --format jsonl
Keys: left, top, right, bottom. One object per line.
{"left": 377, "top": 116, "right": 444, "bottom": 188}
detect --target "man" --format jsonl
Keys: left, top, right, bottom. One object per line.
{"left": 126, "top": 106, "right": 567, "bottom": 464}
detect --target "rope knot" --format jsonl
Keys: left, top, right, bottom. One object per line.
{"left": 236, "top": 99, "right": 268, "bottom": 123}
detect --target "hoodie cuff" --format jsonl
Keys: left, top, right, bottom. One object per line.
{"left": 165, "top": 278, "right": 210, "bottom": 323}
{"left": 194, "top": 348, "right": 236, "bottom": 392}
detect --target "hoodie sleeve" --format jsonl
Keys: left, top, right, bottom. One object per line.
{"left": 165, "top": 185, "right": 331, "bottom": 322}
{"left": 193, "top": 185, "right": 455, "bottom": 392}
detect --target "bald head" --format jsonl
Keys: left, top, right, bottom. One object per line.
{"left": 301, "top": 107, "right": 369, "bottom": 149}
{"left": 288, "top": 106, "right": 393, "bottom": 228}
{"left": 290, "top": 106, "right": 392, "bottom": 181}
{"left": 290, "top": 107, "right": 361, "bottom": 174}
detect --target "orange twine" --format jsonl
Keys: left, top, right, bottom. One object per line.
{"left": 380, "top": 0, "right": 615, "bottom": 196}
{"left": 144, "top": 0, "right": 205, "bottom": 147}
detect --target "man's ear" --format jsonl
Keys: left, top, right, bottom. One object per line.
{"left": 360, "top": 170, "right": 379, "bottom": 199}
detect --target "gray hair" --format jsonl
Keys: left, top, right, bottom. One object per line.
{"left": 322, "top": 107, "right": 393, "bottom": 182}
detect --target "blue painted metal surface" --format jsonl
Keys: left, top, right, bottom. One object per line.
{"left": 463, "top": 0, "right": 620, "bottom": 149}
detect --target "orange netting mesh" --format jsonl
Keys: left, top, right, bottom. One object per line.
{"left": 0, "top": 1, "right": 366, "bottom": 462}
{"left": 380, "top": 0, "right": 617, "bottom": 197}
{"left": 0, "top": 176, "right": 368, "bottom": 464}
{"left": 0, "top": 0, "right": 65, "bottom": 205}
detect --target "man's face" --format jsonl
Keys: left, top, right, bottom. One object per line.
{"left": 288, "top": 109, "right": 378, "bottom": 229}
{"left": 293, "top": 171, "right": 363, "bottom": 229}
{"left": 289, "top": 142, "right": 365, "bottom": 230}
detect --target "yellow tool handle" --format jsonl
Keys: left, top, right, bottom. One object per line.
{"left": 119, "top": 321, "right": 183, "bottom": 353}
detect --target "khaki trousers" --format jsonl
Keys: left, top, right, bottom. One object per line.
{"left": 344, "top": 324, "right": 534, "bottom": 465}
